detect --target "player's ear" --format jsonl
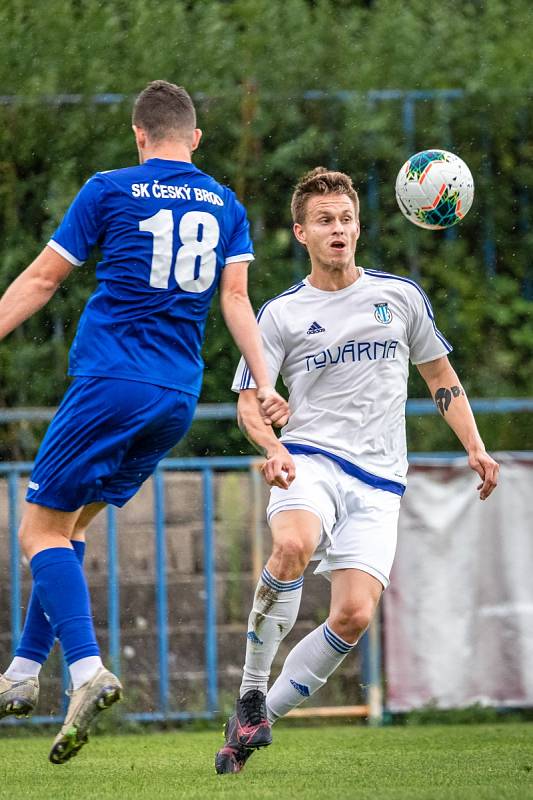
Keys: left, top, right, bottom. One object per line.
{"left": 191, "top": 128, "right": 202, "bottom": 152}
{"left": 293, "top": 222, "right": 307, "bottom": 246}
{"left": 132, "top": 125, "right": 147, "bottom": 149}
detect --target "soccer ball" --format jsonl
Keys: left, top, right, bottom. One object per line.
{"left": 395, "top": 149, "right": 474, "bottom": 230}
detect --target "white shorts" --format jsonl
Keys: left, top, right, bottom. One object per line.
{"left": 267, "top": 454, "right": 401, "bottom": 588}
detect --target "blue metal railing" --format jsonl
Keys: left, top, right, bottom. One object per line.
{"left": 202, "top": 468, "right": 217, "bottom": 715}
{"left": 7, "top": 471, "right": 22, "bottom": 648}
{"left": 1, "top": 397, "right": 532, "bottom": 425}
{"left": 2, "top": 447, "right": 532, "bottom": 725}
{"left": 0, "top": 456, "right": 285, "bottom": 725}
{"left": 153, "top": 467, "right": 169, "bottom": 714}
{"left": 106, "top": 505, "right": 120, "bottom": 677}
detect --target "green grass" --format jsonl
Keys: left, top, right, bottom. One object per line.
{"left": 0, "top": 723, "right": 532, "bottom": 799}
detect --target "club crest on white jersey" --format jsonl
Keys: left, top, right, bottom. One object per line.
{"left": 374, "top": 302, "right": 393, "bottom": 325}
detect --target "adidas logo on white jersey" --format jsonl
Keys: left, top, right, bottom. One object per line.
{"left": 306, "top": 321, "right": 325, "bottom": 334}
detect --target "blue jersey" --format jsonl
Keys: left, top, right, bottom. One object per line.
{"left": 48, "top": 158, "right": 254, "bottom": 396}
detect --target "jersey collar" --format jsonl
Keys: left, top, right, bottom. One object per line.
{"left": 303, "top": 267, "right": 366, "bottom": 296}
{"left": 143, "top": 158, "right": 201, "bottom": 171}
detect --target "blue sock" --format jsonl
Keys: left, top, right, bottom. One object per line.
{"left": 16, "top": 541, "right": 87, "bottom": 664}
{"left": 30, "top": 546, "right": 99, "bottom": 665}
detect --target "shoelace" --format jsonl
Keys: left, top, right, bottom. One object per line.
{"left": 239, "top": 691, "right": 266, "bottom": 726}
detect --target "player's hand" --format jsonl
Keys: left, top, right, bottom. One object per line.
{"left": 261, "top": 444, "right": 296, "bottom": 489}
{"left": 256, "top": 385, "right": 290, "bottom": 428}
{"left": 468, "top": 448, "right": 499, "bottom": 500}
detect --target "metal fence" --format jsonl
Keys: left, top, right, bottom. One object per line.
{"left": 1, "top": 397, "right": 532, "bottom": 425}
{"left": 0, "top": 456, "right": 381, "bottom": 726}
{"left": 0, "top": 398, "right": 533, "bottom": 724}
{"left": 1, "top": 397, "right": 532, "bottom": 727}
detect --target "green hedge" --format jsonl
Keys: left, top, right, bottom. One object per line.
{"left": 0, "top": 0, "right": 531, "bottom": 457}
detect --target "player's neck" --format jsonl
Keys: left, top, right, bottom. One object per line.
{"left": 307, "top": 264, "right": 361, "bottom": 292}
{"left": 140, "top": 144, "right": 193, "bottom": 164}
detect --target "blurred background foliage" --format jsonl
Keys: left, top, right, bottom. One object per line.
{"left": 0, "top": 0, "right": 531, "bottom": 458}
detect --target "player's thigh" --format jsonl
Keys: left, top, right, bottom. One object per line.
{"left": 27, "top": 377, "right": 163, "bottom": 511}
{"left": 28, "top": 378, "right": 195, "bottom": 511}
{"left": 102, "top": 389, "right": 196, "bottom": 504}
{"left": 72, "top": 502, "right": 107, "bottom": 538}
{"left": 315, "top": 479, "right": 401, "bottom": 589}
{"left": 267, "top": 454, "right": 338, "bottom": 542}
{"left": 20, "top": 501, "right": 78, "bottom": 538}
{"left": 19, "top": 502, "right": 81, "bottom": 557}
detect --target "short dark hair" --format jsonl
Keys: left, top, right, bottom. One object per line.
{"left": 132, "top": 80, "right": 196, "bottom": 142}
{"left": 291, "top": 167, "right": 359, "bottom": 224}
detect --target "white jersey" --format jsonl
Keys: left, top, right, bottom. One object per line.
{"left": 232, "top": 268, "right": 452, "bottom": 493}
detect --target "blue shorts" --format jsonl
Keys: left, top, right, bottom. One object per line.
{"left": 26, "top": 377, "right": 197, "bottom": 512}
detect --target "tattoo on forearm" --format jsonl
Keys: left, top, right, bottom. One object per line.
{"left": 434, "top": 385, "right": 465, "bottom": 416}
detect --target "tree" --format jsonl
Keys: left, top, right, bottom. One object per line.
{"left": 0, "top": 0, "right": 531, "bottom": 458}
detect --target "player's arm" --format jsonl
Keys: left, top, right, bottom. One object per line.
{"left": 220, "top": 261, "right": 289, "bottom": 427}
{"left": 237, "top": 388, "right": 295, "bottom": 489}
{"left": 417, "top": 355, "right": 499, "bottom": 500}
{"left": 0, "top": 246, "right": 73, "bottom": 341}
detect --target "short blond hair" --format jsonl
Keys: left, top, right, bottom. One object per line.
{"left": 291, "top": 167, "right": 359, "bottom": 224}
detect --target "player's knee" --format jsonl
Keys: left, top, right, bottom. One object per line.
{"left": 329, "top": 601, "right": 376, "bottom": 643}
{"left": 271, "top": 537, "right": 309, "bottom": 577}
{"left": 18, "top": 521, "right": 36, "bottom": 556}
{"left": 17, "top": 505, "right": 74, "bottom": 558}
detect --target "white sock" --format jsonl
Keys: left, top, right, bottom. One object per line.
{"left": 4, "top": 657, "right": 42, "bottom": 681}
{"left": 240, "top": 566, "right": 303, "bottom": 697}
{"left": 69, "top": 656, "right": 104, "bottom": 690}
{"left": 266, "top": 622, "right": 357, "bottom": 723}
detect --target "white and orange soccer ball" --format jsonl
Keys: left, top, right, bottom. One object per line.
{"left": 395, "top": 149, "right": 474, "bottom": 230}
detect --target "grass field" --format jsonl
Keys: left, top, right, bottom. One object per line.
{"left": 0, "top": 722, "right": 532, "bottom": 799}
